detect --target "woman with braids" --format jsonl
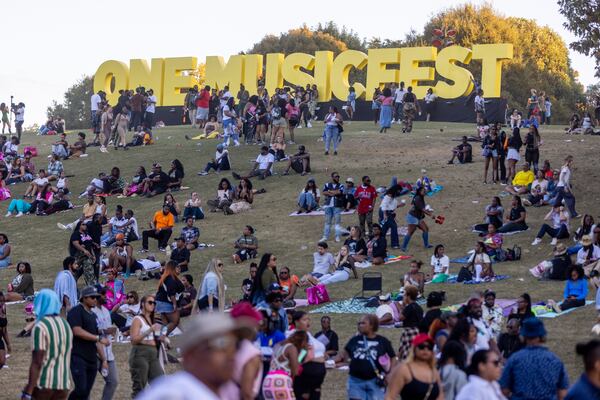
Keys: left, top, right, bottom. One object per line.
{"left": 250, "top": 253, "right": 279, "bottom": 306}
{"left": 154, "top": 261, "right": 183, "bottom": 335}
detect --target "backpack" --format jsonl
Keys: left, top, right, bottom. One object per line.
{"left": 457, "top": 266, "right": 473, "bottom": 282}
{"left": 271, "top": 106, "right": 281, "bottom": 119}
{"left": 505, "top": 245, "right": 522, "bottom": 261}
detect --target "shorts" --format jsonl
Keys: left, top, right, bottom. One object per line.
{"left": 406, "top": 213, "right": 423, "bottom": 225}
{"left": 236, "top": 249, "right": 256, "bottom": 261}
{"left": 155, "top": 300, "right": 175, "bottom": 314}
{"left": 507, "top": 148, "right": 520, "bottom": 161}
{"left": 272, "top": 117, "right": 287, "bottom": 127}
{"left": 223, "top": 119, "right": 235, "bottom": 128}
{"left": 196, "top": 107, "right": 209, "bottom": 120}
{"left": 289, "top": 117, "right": 299, "bottom": 127}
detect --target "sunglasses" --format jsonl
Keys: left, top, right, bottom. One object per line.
{"left": 416, "top": 343, "right": 433, "bottom": 351}
{"left": 490, "top": 359, "right": 501, "bottom": 366}
{"left": 334, "top": 176, "right": 340, "bottom": 179}
{"left": 146, "top": 301, "right": 156, "bottom": 305}
{"left": 127, "top": 295, "right": 135, "bottom": 299}
{"left": 218, "top": 263, "right": 224, "bottom": 267}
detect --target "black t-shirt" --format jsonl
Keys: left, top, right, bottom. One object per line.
{"left": 149, "top": 171, "right": 169, "bottom": 191}
{"left": 419, "top": 308, "right": 442, "bottom": 333}
{"left": 549, "top": 253, "right": 571, "bottom": 280}
{"left": 86, "top": 221, "right": 102, "bottom": 247}
{"left": 344, "top": 335, "right": 396, "bottom": 380}
{"left": 69, "top": 229, "right": 94, "bottom": 256}
{"left": 170, "top": 247, "right": 190, "bottom": 272}
{"left": 315, "top": 329, "right": 339, "bottom": 353}
{"left": 409, "top": 195, "right": 426, "bottom": 219}
{"left": 242, "top": 278, "right": 254, "bottom": 301}
{"left": 457, "top": 143, "right": 473, "bottom": 162}
{"left": 509, "top": 205, "right": 526, "bottom": 222}
{"left": 371, "top": 236, "right": 387, "bottom": 258}
{"left": 67, "top": 304, "right": 99, "bottom": 363}
{"left": 169, "top": 169, "right": 184, "bottom": 185}
{"left": 498, "top": 333, "right": 524, "bottom": 359}
{"left": 402, "top": 302, "right": 424, "bottom": 328}
{"left": 156, "top": 275, "right": 185, "bottom": 303}
{"left": 344, "top": 238, "right": 367, "bottom": 256}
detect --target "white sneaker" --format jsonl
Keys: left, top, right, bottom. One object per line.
{"left": 318, "top": 237, "right": 327, "bottom": 243}
{"left": 307, "top": 122, "right": 313, "bottom": 128}
{"left": 531, "top": 238, "right": 542, "bottom": 246}
{"left": 335, "top": 237, "right": 341, "bottom": 243}
{"left": 197, "top": 171, "right": 208, "bottom": 176}
{"left": 57, "top": 223, "right": 67, "bottom": 230}
{"left": 297, "top": 125, "right": 302, "bottom": 129}
{"left": 4, "top": 212, "right": 11, "bottom": 217}
{"left": 551, "top": 238, "right": 558, "bottom": 246}
{"left": 15, "top": 212, "right": 23, "bottom": 217}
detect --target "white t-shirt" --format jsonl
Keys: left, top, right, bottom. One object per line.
{"left": 380, "top": 195, "right": 400, "bottom": 212}
{"left": 312, "top": 251, "right": 335, "bottom": 275}
{"left": 472, "top": 317, "right": 493, "bottom": 351}
{"left": 15, "top": 106, "right": 25, "bottom": 122}
{"left": 376, "top": 304, "right": 394, "bottom": 320}
{"left": 577, "top": 245, "right": 600, "bottom": 265}
{"left": 530, "top": 179, "right": 548, "bottom": 195}
{"left": 139, "top": 259, "right": 161, "bottom": 271}
{"left": 137, "top": 371, "right": 221, "bottom": 400}
{"left": 34, "top": 177, "right": 49, "bottom": 187}
{"left": 557, "top": 165, "right": 570, "bottom": 188}
{"left": 431, "top": 255, "right": 450, "bottom": 274}
{"left": 222, "top": 105, "right": 233, "bottom": 121}
{"left": 475, "top": 95, "right": 485, "bottom": 111}
{"left": 109, "top": 216, "right": 129, "bottom": 230}
{"left": 220, "top": 91, "right": 232, "bottom": 107}
{"left": 118, "top": 303, "right": 140, "bottom": 326}
{"left": 394, "top": 88, "right": 406, "bottom": 103}
{"left": 128, "top": 217, "right": 139, "bottom": 238}
{"left": 92, "top": 306, "right": 115, "bottom": 361}
{"left": 256, "top": 153, "right": 275, "bottom": 172}
{"left": 91, "top": 94, "right": 101, "bottom": 111}
{"left": 299, "top": 188, "right": 320, "bottom": 197}
{"left": 146, "top": 95, "right": 157, "bottom": 113}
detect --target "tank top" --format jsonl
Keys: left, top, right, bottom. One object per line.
{"left": 270, "top": 343, "right": 293, "bottom": 374}
{"left": 57, "top": 177, "right": 66, "bottom": 189}
{"left": 400, "top": 364, "right": 440, "bottom": 400}
{"left": 133, "top": 315, "right": 155, "bottom": 342}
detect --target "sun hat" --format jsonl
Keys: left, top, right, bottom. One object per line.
{"left": 412, "top": 333, "right": 434, "bottom": 347}
{"left": 520, "top": 317, "right": 547, "bottom": 338}
{"left": 582, "top": 235, "right": 593, "bottom": 246}
{"left": 179, "top": 312, "right": 235, "bottom": 353}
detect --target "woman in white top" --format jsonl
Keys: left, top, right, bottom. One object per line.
{"left": 319, "top": 245, "right": 357, "bottom": 285}
{"left": 431, "top": 244, "right": 450, "bottom": 277}
{"left": 554, "top": 155, "right": 579, "bottom": 218}
{"left": 467, "top": 242, "right": 494, "bottom": 282}
{"left": 128, "top": 295, "right": 165, "bottom": 397}
{"left": 380, "top": 185, "right": 406, "bottom": 249}
{"left": 195, "top": 258, "right": 225, "bottom": 312}
{"left": 323, "top": 105, "right": 343, "bottom": 155}
{"left": 262, "top": 331, "right": 308, "bottom": 399}
{"left": 456, "top": 349, "right": 506, "bottom": 400}
{"left": 222, "top": 97, "right": 240, "bottom": 147}
{"left": 531, "top": 205, "right": 570, "bottom": 246}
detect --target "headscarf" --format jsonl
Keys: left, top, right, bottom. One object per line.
{"left": 34, "top": 289, "right": 61, "bottom": 321}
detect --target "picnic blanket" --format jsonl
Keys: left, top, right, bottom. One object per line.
{"left": 450, "top": 255, "right": 498, "bottom": 264}
{"left": 442, "top": 298, "right": 518, "bottom": 318}
{"left": 353, "top": 255, "right": 412, "bottom": 269}
{"left": 289, "top": 209, "right": 356, "bottom": 217}
{"left": 445, "top": 274, "right": 510, "bottom": 284}
{"left": 533, "top": 300, "right": 595, "bottom": 319}
{"left": 310, "top": 297, "right": 426, "bottom": 314}
{"left": 411, "top": 185, "right": 444, "bottom": 197}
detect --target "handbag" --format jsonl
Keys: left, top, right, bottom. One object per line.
{"left": 363, "top": 335, "right": 386, "bottom": 387}
{"left": 23, "top": 146, "right": 38, "bottom": 157}
{"left": 337, "top": 123, "right": 344, "bottom": 134}
{"left": 306, "top": 284, "right": 330, "bottom": 305}
{"left": 457, "top": 266, "right": 473, "bottom": 282}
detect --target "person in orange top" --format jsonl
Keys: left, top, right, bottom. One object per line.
{"left": 141, "top": 204, "right": 174, "bottom": 252}
{"left": 278, "top": 266, "right": 299, "bottom": 301}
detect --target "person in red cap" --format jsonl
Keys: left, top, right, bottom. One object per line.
{"left": 220, "top": 302, "right": 263, "bottom": 400}
{"left": 385, "top": 333, "right": 442, "bottom": 400}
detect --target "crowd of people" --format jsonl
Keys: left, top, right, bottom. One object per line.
{"left": 0, "top": 81, "right": 599, "bottom": 400}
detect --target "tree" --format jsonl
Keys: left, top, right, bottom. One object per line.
{"left": 47, "top": 76, "right": 93, "bottom": 130}
{"left": 247, "top": 25, "right": 348, "bottom": 56}
{"left": 558, "top": 0, "right": 600, "bottom": 78}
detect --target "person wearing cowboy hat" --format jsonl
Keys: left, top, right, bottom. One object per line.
{"left": 500, "top": 317, "right": 569, "bottom": 400}
{"left": 576, "top": 235, "right": 600, "bottom": 272}
{"left": 546, "top": 242, "right": 572, "bottom": 280}
{"left": 136, "top": 313, "right": 237, "bottom": 400}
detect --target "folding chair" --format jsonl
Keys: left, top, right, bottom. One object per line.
{"left": 354, "top": 272, "right": 383, "bottom": 300}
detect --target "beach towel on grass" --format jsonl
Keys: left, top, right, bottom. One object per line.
{"left": 310, "top": 297, "right": 426, "bottom": 315}
{"left": 533, "top": 300, "right": 595, "bottom": 319}
{"left": 442, "top": 298, "right": 517, "bottom": 318}
{"left": 350, "top": 255, "right": 412, "bottom": 269}
{"left": 450, "top": 256, "right": 498, "bottom": 264}
{"left": 411, "top": 185, "right": 444, "bottom": 197}
{"left": 289, "top": 209, "right": 356, "bottom": 217}
{"left": 446, "top": 274, "right": 510, "bottom": 284}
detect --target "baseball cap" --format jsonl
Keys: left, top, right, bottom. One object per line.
{"left": 179, "top": 313, "right": 235, "bottom": 353}
{"left": 80, "top": 285, "right": 100, "bottom": 300}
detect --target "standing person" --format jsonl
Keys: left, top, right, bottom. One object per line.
{"left": 385, "top": 333, "right": 442, "bottom": 400}
{"left": 323, "top": 106, "right": 343, "bottom": 155}
{"left": 378, "top": 88, "right": 394, "bottom": 133}
{"left": 195, "top": 85, "right": 211, "bottom": 129}
{"left": 482, "top": 126, "right": 500, "bottom": 184}
{"left": 262, "top": 331, "right": 309, "bottom": 399}
{"left": 222, "top": 97, "right": 241, "bottom": 147}
{"left": 344, "top": 86, "right": 356, "bottom": 121}
{"left": 423, "top": 88, "right": 437, "bottom": 122}
{"left": 554, "top": 155, "right": 579, "bottom": 218}
{"left": 566, "top": 340, "right": 600, "bottom": 399}
{"left": 335, "top": 314, "right": 397, "bottom": 400}
{"left": 184, "top": 86, "right": 198, "bottom": 128}
{"left": 438, "top": 341, "right": 468, "bottom": 400}
{"left": 481, "top": 290, "right": 504, "bottom": 340}
{"left": 380, "top": 185, "right": 406, "bottom": 249}
{"left": 155, "top": 261, "right": 184, "bottom": 335}
{"left": 14, "top": 102, "right": 25, "bottom": 141}
{"left": 195, "top": 259, "right": 225, "bottom": 312}
{"left": 455, "top": 349, "right": 505, "bottom": 400}
{"left": 320, "top": 172, "right": 345, "bottom": 243}
{"left": 524, "top": 125, "right": 541, "bottom": 173}
{"left": 128, "top": 295, "right": 164, "bottom": 397}
{"left": 136, "top": 313, "right": 237, "bottom": 400}
{"left": 113, "top": 108, "right": 129, "bottom": 150}
{"left": 69, "top": 221, "right": 97, "bottom": 286}
{"left": 354, "top": 176, "right": 377, "bottom": 237}
{"left": 54, "top": 256, "right": 80, "bottom": 315}
{"left": 401, "top": 187, "right": 433, "bottom": 252}
{"left": 0, "top": 103, "right": 11, "bottom": 134}
{"left": 270, "top": 97, "right": 288, "bottom": 144}
{"left": 506, "top": 127, "right": 522, "bottom": 182}
{"left": 545, "top": 97, "right": 552, "bottom": 125}
{"left": 144, "top": 89, "right": 157, "bottom": 128}
{"left": 500, "top": 317, "right": 569, "bottom": 400}
{"left": 496, "top": 123, "right": 507, "bottom": 184}
{"left": 21, "top": 289, "right": 73, "bottom": 400}
{"left": 474, "top": 89, "right": 485, "bottom": 124}
{"left": 393, "top": 81, "right": 406, "bottom": 124}
{"left": 402, "top": 87, "right": 419, "bottom": 133}
{"left": 285, "top": 99, "right": 300, "bottom": 144}
{"left": 237, "top": 84, "right": 250, "bottom": 121}
{"left": 130, "top": 88, "right": 144, "bottom": 131}
{"left": 92, "top": 287, "right": 119, "bottom": 400}
{"left": 67, "top": 286, "right": 110, "bottom": 400}
{"left": 99, "top": 105, "right": 113, "bottom": 153}
{"left": 372, "top": 88, "right": 382, "bottom": 124}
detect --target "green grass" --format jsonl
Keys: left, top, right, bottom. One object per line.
{"left": 1, "top": 121, "right": 598, "bottom": 399}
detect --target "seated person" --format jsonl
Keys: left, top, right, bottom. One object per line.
{"left": 22, "top": 152, "right": 36, "bottom": 182}
{"left": 473, "top": 196, "right": 504, "bottom": 233}
{"left": 466, "top": 241, "right": 495, "bottom": 282}
{"left": 123, "top": 210, "right": 139, "bottom": 242}
{"left": 523, "top": 171, "right": 548, "bottom": 206}
{"left": 269, "top": 136, "right": 286, "bottom": 161}
{"left": 497, "top": 196, "right": 528, "bottom": 234}
{"left": 314, "top": 316, "right": 339, "bottom": 357}
{"left": 577, "top": 235, "right": 600, "bottom": 275}
{"left": 376, "top": 293, "right": 402, "bottom": 326}
{"left": 170, "top": 236, "right": 191, "bottom": 273}
{"left": 178, "top": 217, "right": 200, "bottom": 251}
{"left": 140, "top": 203, "right": 174, "bottom": 252}
{"left": 51, "top": 133, "right": 69, "bottom": 159}
{"left": 167, "top": 159, "right": 185, "bottom": 191}
{"left": 103, "top": 268, "right": 126, "bottom": 311}
{"left": 574, "top": 215, "right": 596, "bottom": 245}
{"left": 198, "top": 144, "right": 230, "bottom": 176}
{"left": 482, "top": 224, "right": 505, "bottom": 261}
{"left": 343, "top": 177, "right": 357, "bottom": 211}
{"left": 46, "top": 154, "right": 64, "bottom": 181}
{"left": 140, "top": 163, "right": 169, "bottom": 198}
{"left": 106, "top": 167, "right": 126, "bottom": 195}
{"left": 448, "top": 135, "right": 473, "bottom": 164}
{"left": 163, "top": 193, "right": 181, "bottom": 222}
{"left": 543, "top": 169, "right": 559, "bottom": 205}
{"left": 226, "top": 178, "right": 254, "bottom": 215}
{"left": 29, "top": 183, "right": 54, "bottom": 215}
{"left": 101, "top": 205, "right": 129, "bottom": 247}
{"left": 5, "top": 157, "right": 25, "bottom": 185}
{"left": 498, "top": 318, "right": 524, "bottom": 360}
{"left": 187, "top": 115, "right": 220, "bottom": 139}
{"left": 241, "top": 262, "right": 257, "bottom": 302}
{"left": 232, "top": 225, "right": 258, "bottom": 263}
{"left": 533, "top": 243, "right": 572, "bottom": 280}
{"left": 111, "top": 290, "right": 140, "bottom": 334}
{"left": 42, "top": 188, "right": 74, "bottom": 215}
{"left": 306, "top": 241, "right": 335, "bottom": 280}
{"left": 282, "top": 145, "right": 311, "bottom": 176}
{"left": 178, "top": 274, "right": 197, "bottom": 317}
{"left": 231, "top": 145, "right": 274, "bottom": 181}
{"left": 430, "top": 244, "right": 450, "bottom": 277}
{"left": 106, "top": 234, "right": 137, "bottom": 275}
{"left": 68, "top": 132, "right": 87, "bottom": 157}
{"left": 56, "top": 195, "right": 96, "bottom": 230}
{"left": 123, "top": 166, "right": 147, "bottom": 197}
{"left": 182, "top": 192, "right": 204, "bottom": 221}
{"left": 403, "top": 260, "right": 426, "bottom": 296}
{"left": 415, "top": 169, "right": 434, "bottom": 193}
{"left": 23, "top": 169, "right": 49, "bottom": 198}
{"left": 344, "top": 226, "right": 368, "bottom": 264}
{"left": 366, "top": 224, "right": 387, "bottom": 265}
{"left": 277, "top": 266, "right": 299, "bottom": 301}
{"left": 506, "top": 163, "right": 535, "bottom": 195}
{"left": 297, "top": 178, "right": 320, "bottom": 213}
{"left": 531, "top": 205, "right": 570, "bottom": 246}
{"left": 5, "top": 261, "right": 34, "bottom": 301}
{"left": 79, "top": 172, "right": 107, "bottom": 198}
{"left": 548, "top": 265, "right": 588, "bottom": 312}
{"left": 317, "top": 245, "right": 357, "bottom": 285}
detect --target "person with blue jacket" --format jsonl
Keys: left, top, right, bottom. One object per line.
{"left": 559, "top": 265, "right": 588, "bottom": 311}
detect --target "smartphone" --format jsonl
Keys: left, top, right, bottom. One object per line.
{"left": 298, "top": 349, "right": 308, "bottom": 363}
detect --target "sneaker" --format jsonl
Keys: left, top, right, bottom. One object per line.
{"left": 324, "top": 151, "right": 329, "bottom": 155}
{"left": 319, "top": 237, "right": 327, "bottom": 243}
{"left": 296, "top": 126, "right": 302, "bottom": 129}
{"left": 550, "top": 238, "right": 558, "bottom": 246}
{"left": 138, "top": 249, "right": 148, "bottom": 254}
{"left": 288, "top": 141, "right": 295, "bottom": 145}
{"left": 79, "top": 154, "right": 89, "bottom": 158}
{"left": 15, "top": 212, "right": 23, "bottom": 217}
{"left": 522, "top": 199, "right": 532, "bottom": 207}
{"left": 335, "top": 237, "right": 341, "bottom": 243}
{"left": 57, "top": 223, "right": 67, "bottom": 230}
{"left": 333, "top": 151, "right": 338, "bottom": 155}
{"left": 4, "top": 212, "right": 10, "bottom": 217}
{"left": 158, "top": 247, "right": 166, "bottom": 252}
{"left": 307, "top": 122, "right": 313, "bottom": 128}
{"left": 531, "top": 238, "right": 542, "bottom": 246}
{"left": 197, "top": 171, "right": 208, "bottom": 176}
{"left": 232, "top": 172, "right": 242, "bottom": 180}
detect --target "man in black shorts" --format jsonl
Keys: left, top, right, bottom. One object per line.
{"left": 448, "top": 136, "right": 473, "bottom": 164}
{"left": 282, "top": 145, "right": 311, "bottom": 176}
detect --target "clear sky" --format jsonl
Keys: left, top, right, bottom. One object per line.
{"left": 1, "top": 0, "right": 595, "bottom": 125}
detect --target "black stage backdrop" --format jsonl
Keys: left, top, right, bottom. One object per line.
{"left": 154, "top": 97, "right": 507, "bottom": 126}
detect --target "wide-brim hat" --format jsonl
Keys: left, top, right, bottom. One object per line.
{"left": 582, "top": 235, "right": 593, "bottom": 246}
{"left": 520, "top": 317, "right": 547, "bottom": 338}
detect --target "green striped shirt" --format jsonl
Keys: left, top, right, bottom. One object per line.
{"left": 31, "top": 315, "right": 73, "bottom": 390}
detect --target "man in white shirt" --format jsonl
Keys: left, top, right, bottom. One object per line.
{"left": 554, "top": 155, "right": 579, "bottom": 218}
{"left": 466, "top": 298, "right": 499, "bottom": 353}
{"left": 14, "top": 102, "right": 25, "bottom": 140}
{"left": 393, "top": 81, "right": 406, "bottom": 123}
{"left": 136, "top": 313, "right": 237, "bottom": 400}
{"left": 90, "top": 91, "right": 102, "bottom": 132}
{"left": 231, "top": 145, "right": 274, "bottom": 180}
{"left": 145, "top": 89, "right": 157, "bottom": 128}
{"left": 311, "top": 242, "right": 335, "bottom": 278}
{"left": 93, "top": 287, "right": 119, "bottom": 400}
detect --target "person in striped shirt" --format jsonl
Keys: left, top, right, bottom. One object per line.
{"left": 22, "top": 289, "right": 73, "bottom": 400}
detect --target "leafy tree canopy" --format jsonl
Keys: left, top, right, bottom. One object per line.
{"left": 47, "top": 75, "right": 93, "bottom": 130}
